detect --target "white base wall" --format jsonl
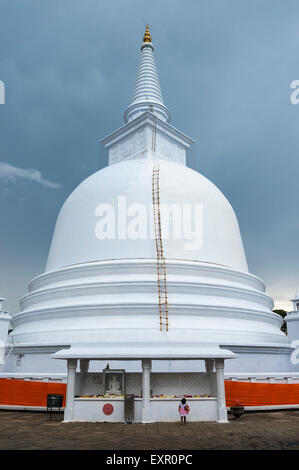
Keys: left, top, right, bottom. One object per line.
{"left": 70, "top": 398, "right": 218, "bottom": 423}
{"left": 1, "top": 342, "right": 297, "bottom": 377}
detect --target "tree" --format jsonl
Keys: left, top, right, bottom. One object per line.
{"left": 273, "top": 309, "right": 287, "bottom": 334}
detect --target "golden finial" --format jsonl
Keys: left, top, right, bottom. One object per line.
{"left": 143, "top": 24, "right": 152, "bottom": 43}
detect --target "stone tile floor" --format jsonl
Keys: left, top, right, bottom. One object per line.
{"left": 1, "top": 410, "right": 299, "bottom": 450}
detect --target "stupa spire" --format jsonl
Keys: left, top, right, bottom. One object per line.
{"left": 143, "top": 24, "right": 152, "bottom": 43}
{"left": 123, "top": 25, "right": 171, "bottom": 124}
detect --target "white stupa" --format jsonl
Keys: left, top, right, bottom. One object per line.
{"left": 3, "top": 25, "right": 294, "bottom": 382}
{"left": 286, "top": 291, "right": 299, "bottom": 344}
{"left": 0, "top": 298, "right": 11, "bottom": 348}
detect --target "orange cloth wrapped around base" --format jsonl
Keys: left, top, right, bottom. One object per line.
{"left": 225, "top": 380, "right": 299, "bottom": 407}
{"left": 1, "top": 378, "right": 299, "bottom": 408}
{"left": 0, "top": 378, "right": 66, "bottom": 407}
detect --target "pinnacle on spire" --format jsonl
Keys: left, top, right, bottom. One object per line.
{"left": 123, "top": 27, "right": 171, "bottom": 124}
{"left": 143, "top": 24, "right": 152, "bottom": 43}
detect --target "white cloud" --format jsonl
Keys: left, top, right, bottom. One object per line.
{"left": 0, "top": 162, "right": 61, "bottom": 189}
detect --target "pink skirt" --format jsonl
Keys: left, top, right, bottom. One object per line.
{"left": 179, "top": 407, "right": 187, "bottom": 416}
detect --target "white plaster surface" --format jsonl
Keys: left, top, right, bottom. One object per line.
{"left": 71, "top": 397, "right": 217, "bottom": 422}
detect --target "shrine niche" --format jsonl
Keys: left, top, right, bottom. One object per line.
{"left": 103, "top": 367, "right": 126, "bottom": 396}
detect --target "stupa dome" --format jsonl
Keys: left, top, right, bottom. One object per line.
{"left": 46, "top": 157, "right": 248, "bottom": 273}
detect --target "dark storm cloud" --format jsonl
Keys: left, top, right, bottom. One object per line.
{"left": 0, "top": 0, "right": 298, "bottom": 312}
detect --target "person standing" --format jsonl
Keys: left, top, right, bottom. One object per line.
{"left": 178, "top": 397, "right": 189, "bottom": 425}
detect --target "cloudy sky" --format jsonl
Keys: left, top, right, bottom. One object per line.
{"left": 0, "top": 0, "right": 298, "bottom": 314}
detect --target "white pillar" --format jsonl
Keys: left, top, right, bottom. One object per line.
{"left": 79, "top": 359, "right": 90, "bottom": 396}
{"left": 64, "top": 359, "right": 77, "bottom": 422}
{"left": 215, "top": 358, "right": 228, "bottom": 423}
{"left": 205, "top": 359, "right": 216, "bottom": 397}
{"left": 205, "top": 359, "right": 215, "bottom": 373}
{"left": 141, "top": 358, "right": 152, "bottom": 423}
{"left": 80, "top": 359, "right": 89, "bottom": 373}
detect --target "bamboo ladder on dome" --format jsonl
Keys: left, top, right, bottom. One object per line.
{"left": 151, "top": 111, "right": 169, "bottom": 332}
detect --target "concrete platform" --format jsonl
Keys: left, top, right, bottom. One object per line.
{"left": 1, "top": 410, "right": 299, "bottom": 449}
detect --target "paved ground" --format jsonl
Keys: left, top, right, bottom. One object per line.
{"left": 1, "top": 410, "right": 299, "bottom": 450}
